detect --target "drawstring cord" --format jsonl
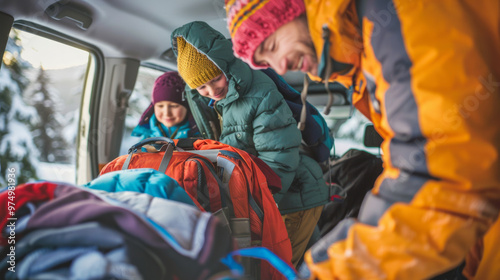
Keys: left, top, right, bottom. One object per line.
{"left": 298, "top": 75, "right": 309, "bottom": 131}
{"left": 322, "top": 26, "right": 334, "bottom": 115}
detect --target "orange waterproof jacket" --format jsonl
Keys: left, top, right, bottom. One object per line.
{"left": 303, "top": 0, "right": 500, "bottom": 279}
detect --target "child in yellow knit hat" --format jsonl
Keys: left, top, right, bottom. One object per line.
{"left": 172, "top": 21, "right": 328, "bottom": 269}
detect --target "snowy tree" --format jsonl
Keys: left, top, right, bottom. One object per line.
{"left": 29, "top": 67, "right": 70, "bottom": 163}
{"left": 0, "top": 30, "right": 39, "bottom": 185}
{"left": 120, "top": 68, "right": 160, "bottom": 155}
{"left": 62, "top": 109, "right": 79, "bottom": 162}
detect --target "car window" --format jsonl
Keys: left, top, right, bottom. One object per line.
{"left": 318, "top": 107, "right": 380, "bottom": 158}
{"left": 120, "top": 66, "right": 165, "bottom": 155}
{"left": 0, "top": 28, "right": 91, "bottom": 185}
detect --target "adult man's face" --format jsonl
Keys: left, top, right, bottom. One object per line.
{"left": 253, "top": 15, "right": 318, "bottom": 76}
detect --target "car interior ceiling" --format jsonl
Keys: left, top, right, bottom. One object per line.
{"left": 0, "top": 0, "right": 361, "bottom": 185}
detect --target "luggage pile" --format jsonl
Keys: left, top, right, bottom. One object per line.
{"left": 0, "top": 138, "right": 298, "bottom": 279}
{"left": 100, "top": 137, "right": 294, "bottom": 280}
{"left": 0, "top": 170, "right": 235, "bottom": 280}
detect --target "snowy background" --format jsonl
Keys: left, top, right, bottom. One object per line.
{"left": 0, "top": 30, "right": 86, "bottom": 186}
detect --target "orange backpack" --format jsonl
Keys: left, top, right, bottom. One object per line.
{"left": 100, "top": 137, "right": 293, "bottom": 280}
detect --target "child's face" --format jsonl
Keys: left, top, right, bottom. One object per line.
{"left": 154, "top": 101, "right": 187, "bottom": 128}
{"left": 196, "top": 74, "right": 229, "bottom": 101}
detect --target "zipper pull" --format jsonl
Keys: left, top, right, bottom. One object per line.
{"left": 322, "top": 24, "right": 330, "bottom": 41}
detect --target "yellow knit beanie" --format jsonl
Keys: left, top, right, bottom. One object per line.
{"left": 176, "top": 37, "right": 222, "bottom": 89}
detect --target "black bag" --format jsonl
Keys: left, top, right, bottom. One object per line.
{"left": 317, "top": 149, "right": 467, "bottom": 280}
{"left": 318, "top": 149, "right": 383, "bottom": 237}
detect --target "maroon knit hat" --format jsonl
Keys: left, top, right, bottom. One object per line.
{"left": 225, "top": 0, "right": 305, "bottom": 69}
{"left": 151, "top": 71, "right": 188, "bottom": 108}
{"left": 137, "top": 71, "right": 188, "bottom": 126}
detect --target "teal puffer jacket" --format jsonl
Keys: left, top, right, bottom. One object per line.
{"left": 171, "top": 21, "right": 327, "bottom": 214}
{"left": 131, "top": 113, "right": 200, "bottom": 140}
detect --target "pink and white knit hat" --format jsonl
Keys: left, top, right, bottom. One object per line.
{"left": 225, "top": 0, "right": 305, "bottom": 69}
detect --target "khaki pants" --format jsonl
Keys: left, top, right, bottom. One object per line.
{"left": 282, "top": 205, "right": 324, "bottom": 268}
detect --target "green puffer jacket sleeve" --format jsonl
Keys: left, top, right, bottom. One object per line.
{"left": 252, "top": 89, "right": 301, "bottom": 203}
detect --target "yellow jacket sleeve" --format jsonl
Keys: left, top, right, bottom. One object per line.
{"left": 303, "top": 0, "right": 500, "bottom": 279}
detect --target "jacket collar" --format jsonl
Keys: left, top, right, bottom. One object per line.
{"left": 150, "top": 114, "right": 190, "bottom": 133}
{"left": 304, "top": 0, "right": 362, "bottom": 81}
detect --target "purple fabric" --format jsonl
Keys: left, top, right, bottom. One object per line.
{"left": 26, "top": 185, "right": 170, "bottom": 252}
{"left": 23, "top": 185, "right": 234, "bottom": 279}
{"left": 138, "top": 103, "right": 154, "bottom": 126}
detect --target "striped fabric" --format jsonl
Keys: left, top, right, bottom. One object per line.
{"left": 224, "top": 0, "right": 305, "bottom": 68}
{"left": 226, "top": 0, "right": 270, "bottom": 37}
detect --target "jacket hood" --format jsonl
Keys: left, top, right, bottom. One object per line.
{"left": 171, "top": 21, "right": 254, "bottom": 104}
